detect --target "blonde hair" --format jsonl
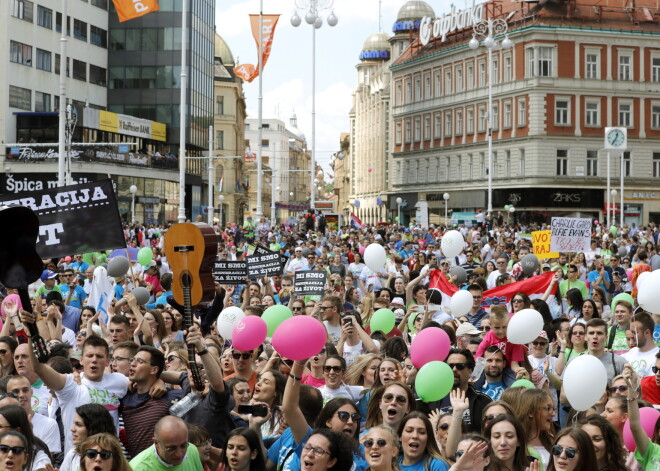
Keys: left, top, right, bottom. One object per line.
{"left": 363, "top": 425, "right": 401, "bottom": 470}
{"left": 489, "top": 305, "right": 508, "bottom": 322}
{"left": 345, "top": 353, "right": 382, "bottom": 387}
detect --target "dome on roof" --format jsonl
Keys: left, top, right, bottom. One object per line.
{"left": 360, "top": 32, "right": 391, "bottom": 61}
{"left": 396, "top": 1, "right": 435, "bottom": 22}
{"left": 288, "top": 113, "right": 305, "bottom": 141}
{"left": 215, "top": 34, "right": 234, "bottom": 66}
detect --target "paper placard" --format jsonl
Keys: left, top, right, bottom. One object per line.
{"left": 532, "top": 230, "right": 559, "bottom": 259}
{"left": 213, "top": 261, "right": 247, "bottom": 284}
{"left": 247, "top": 245, "right": 285, "bottom": 278}
{"left": 550, "top": 217, "right": 591, "bottom": 253}
{"left": 294, "top": 270, "right": 327, "bottom": 296}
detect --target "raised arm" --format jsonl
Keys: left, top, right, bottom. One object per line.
{"left": 282, "top": 359, "right": 311, "bottom": 444}
{"left": 623, "top": 364, "right": 650, "bottom": 457}
{"left": 186, "top": 325, "right": 224, "bottom": 392}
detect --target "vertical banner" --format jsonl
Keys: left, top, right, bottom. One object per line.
{"left": 112, "top": 0, "right": 160, "bottom": 22}
{"left": 233, "top": 14, "right": 280, "bottom": 82}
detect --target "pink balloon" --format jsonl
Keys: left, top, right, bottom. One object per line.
{"left": 272, "top": 316, "right": 326, "bottom": 361}
{"left": 368, "top": 168, "right": 373, "bottom": 172}
{"left": 594, "top": 219, "right": 599, "bottom": 225}
{"left": 623, "top": 407, "right": 660, "bottom": 451}
{"left": 232, "top": 316, "right": 268, "bottom": 351}
{"left": 410, "top": 327, "right": 451, "bottom": 369}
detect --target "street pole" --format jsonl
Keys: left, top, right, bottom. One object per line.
{"left": 620, "top": 151, "right": 624, "bottom": 228}
{"left": 310, "top": 23, "right": 316, "bottom": 211}
{"left": 177, "top": 0, "right": 188, "bottom": 223}
{"left": 607, "top": 151, "right": 611, "bottom": 227}
{"left": 487, "top": 45, "right": 493, "bottom": 215}
{"left": 256, "top": 0, "right": 264, "bottom": 219}
{"left": 208, "top": 125, "right": 214, "bottom": 226}
{"left": 57, "top": 0, "right": 68, "bottom": 186}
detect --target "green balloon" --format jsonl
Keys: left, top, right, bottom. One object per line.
{"left": 408, "top": 311, "right": 419, "bottom": 333}
{"left": 510, "top": 379, "right": 536, "bottom": 389}
{"left": 611, "top": 292, "right": 634, "bottom": 313}
{"left": 137, "top": 247, "right": 153, "bottom": 266}
{"left": 262, "top": 305, "right": 293, "bottom": 337}
{"left": 504, "top": 205, "right": 510, "bottom": 211}
{"left": 610, "top": 225, "right": 618, "bottom": 235}
{"left": 415, "top": 361, "right": 454, "bottom": 402}
{"left": 395, "top": 216, "right": 400, "bottom": 222}
{"left": 370, "top": 308, "right": 395, "bottom": 334}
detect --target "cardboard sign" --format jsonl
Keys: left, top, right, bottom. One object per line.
{"left": 294, "top": 270, "right": 327, "bottom": 296}
{"left": 213, "top": 261, "right": 247, "bottom": 284}
{"left": 550, "top": 217, "right": 591, "bottom": 253}
{"left": 532, "top": 230, "right": 559, "bottom": 259}
{"left": 247, "top": 245, "right": 284, "bottom": 278}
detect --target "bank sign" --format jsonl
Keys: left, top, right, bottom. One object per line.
{"left": 419, "top": 3, "right": 485, "bottom": 45}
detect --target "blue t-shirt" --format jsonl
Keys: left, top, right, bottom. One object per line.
{"left": 399, "top": 457, "right": 450, "bottom": 471}
{"left": 60, "top": 285, "right": 87, "bottom": 308}
{"left": 481, "top": 381, "right": 505, "bottom": 400}
{"left": 289, "top": 448, "right": 368, "bottom": 471}
{"left": 268, "top": 427, "right": 311, "bottom": 470}
{"left": 587, "top": 270, "right": 611, "bottom": 293}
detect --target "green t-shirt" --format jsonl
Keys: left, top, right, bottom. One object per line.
{"left": 559, "top": 279, "right": 589, "bottom": 299}
{"left": 634, "top": 441, "right": 660, "bottom": 471}
{"left": 607, "top": 325, "right": 629, "bottom": 354}
{"left": 129, "top": 443, "right": 203, "bottom": 471}
{"left": 35, "top": 284, "right": 62, "bottom": 298}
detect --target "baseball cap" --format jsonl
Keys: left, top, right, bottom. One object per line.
{"left": 147, "top": 260, "right": 157, "bottom": 268}
{"left": 64, "top": 256, "right": 72, "bottom": 262}
{"left": 41, "top": 270, "right": 58, "bottom": 282}
{"left": 391, "top": 297, "right": 405, "bottom": 307}
{"left": 535, "top": 330, "right": 549, "bottom": 340}
{"left": 456, "top": 322, "right": 481, "bottom": 337}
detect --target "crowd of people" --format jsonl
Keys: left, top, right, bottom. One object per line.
{"left": 0, "top": 216, "right": 658, "bottom": 471}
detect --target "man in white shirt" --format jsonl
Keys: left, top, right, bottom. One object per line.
{"left": 285, "top": 247, "right": 308, "bottom": 275}
{"left": 623, "top": 312, "right": 660, "bottom": 378}
{"left": 487, "top": 256, "right": 511, "bottom": 289}
{"left": 13, "top": 343, "right": 51, "bottom": 416}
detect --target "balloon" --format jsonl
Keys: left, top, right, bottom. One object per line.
{"left": 370, "top": 308, "right": 395, "bottom": 334}
{"left": 610, "top": 292, "right": 634, "bottom": 314}
{"left": 137, "top": 247, "right": 153, "bottom": 266}
{"left": 594, "top": 219, "right": 599, "bottom": 225}
{"left": 216, "top": 307, "right": 246, "bottom": 340}
{"left": 504, "top": 205, "right": 510, "bottom": 211}
{"left": 364, "top": 243, "right": 386, "bottom": 272}
{"left": 449, "top": 266, "right": 467, "bottom": 284}
{"left": 354, "top": 200, "right": 360, "bottom": 207}
{"left": 636, "top": 271, "right": 650, "bottom": 289}
{"left": 507, "top": 309, "right": 544, "bottom": 345}
{"left": 272, "top": 316, "right": 326, "bottom": 360}
{"left": 368, "top": 168, "right": 373, "bottom": 172}
{"left": 441, "top": 230, "right": 464, "bottom": 258}
{"left": 510, "top": 379, "right": 536, "bottom": 389}
{"left": 563, "top": 355, "right": 608, "bottom": 411}
{"left": 302, "top": 247, "right": 311, "bottom": 257}
{"left": 262, "top": 305, "right": 293, "bottom": 337}
{"left": 617, "top": 246, "right": 627, "bottom": 257}
{"left": 637, "top": 270, "right": 660, "bottom": 313}
{"left": 610, "top": 225, "right": 618, "bottom": 235}
{"left": 131, "top": 287, "right": 150, "bottom": 306}
{"left": 449, "top": 290, "right": 473, "bottom": 318}
{"left": 232, "top": 316, "right": 268, "bottom": 351}
{"left": 395, "top": 216, "right": 400, "bottom": 222}
{"left": 410, "top": 327, "right": 451, "bottom": 368}
{"left": 521, "top": 254, "right": 539, "bottom": 275}
{"left": 509, "top": 207, "right": 516, "bottom": 213}
{"left": 106, "top": 256, "right": 130, "bottom": 278}
{"left": 623, "top": 407, "right": 660, "bottom": 451}
{"left": 0, "top": 294, "right": 22, "bottom": 320}
{"left": 415, "top": 361, "right": 454, "bottom": 402}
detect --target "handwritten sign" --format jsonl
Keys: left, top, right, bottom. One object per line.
{"left": 532, "top": 231, "right": 559, "bottom": 259}
{"left": 550, "top": 217, "right": 591, "bottom": 253}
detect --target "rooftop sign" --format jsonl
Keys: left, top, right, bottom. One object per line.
{"left": 419, "top": 3, "right": 485, "bottom": 46}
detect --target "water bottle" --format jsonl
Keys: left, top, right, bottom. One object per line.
{"left": 470, "top": 357, "right": 486, "bottom": 382}
{"left": 169, "top": 391, "right": 202, "bottom": 417}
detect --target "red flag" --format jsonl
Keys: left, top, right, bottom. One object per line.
{"left": 233, "top": 14, "right": 280, "bottom": 82}
{"left": 112, "top": 0, "right": 159, "bottom": 22}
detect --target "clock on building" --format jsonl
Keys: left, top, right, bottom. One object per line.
{"left": 604, "top": 127, "right": 627, "bottom": 150}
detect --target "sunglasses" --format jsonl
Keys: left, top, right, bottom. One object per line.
{"left": 438, "top": 423, "right": 449, "bottom": 431}
{"left": 551, "top": 445, "right": 578, "bottom": 460}
{"left": 323, "top": 365, "right": 344, "bottom": 373}
{"left": 363, "top": 438, "right": 388, "bottom": 449}
{"left": 336, "top": 411, "right": 361, "bottom": 423}
{"left": 531, "top": 341, "right": 548, "bottom": 347}
{"left": 292, "top": 306, "right": 303, "bottom": 311}
{"left": 448, "top": 363, "right": 467, "bottom": 371}
{"left": 232, "top": 352, "right": 252, "bottom": 360}
{"left": 511, "top": 299, "right": 524, "bottom": 304}
{"left": 382, "top": 393, "right": 407, "bottom": 405}
{"left": 84, "top": 449, "right": 113, "bottom": 460}
{"left": 0, "top": 393, "right": 17, "bottom": 400}
{"left": 609, "top": 385, "right": 629, "bottom": 393}
{"left": 572, "top": 331, "right": 585, "bottom": 336}
{"left": 166, "top": 355, "right": 181, "bottom": 363}
{"left": 0, "top": 445, "right": 25, "bottom": 455}
{"left": 652, "top": 366, "right": 659, "bottom": 374}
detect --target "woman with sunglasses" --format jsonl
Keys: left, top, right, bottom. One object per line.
{"left": 510, "top": 292, "right": 531, "bottom": 315}
{"left": 483, "top": 414, "right": 532, "bottom": 471}
{"left": 60, "top": 403, "right": 116, "bottom": 471}
{"left": 220, "top": 428, "right": 267, "bottom": 471}
{"left": 397, "top": 412, "right": 450, "bottom": 471}
{"left": 546, "top": 428, "right": 598, "bottom": 471}
{"left": 577, "top": 415, "right": 628, "bottom": 471}
{"left": 0, "top": 430, "right": 30, "bottom": 471}
{"left": 290, "top": 298, "right": 306, "bottom": 316}
{"left": 362, "top": 425, "right": 400, "bottom": 471}
{"left": 164, "top": 347, "right": 188, "bottom": 373}
{"left": 554, "top": 323, "right": 587, "bottom": 376}
{"left": 429, "top": 412, "right": 455, "bottom": 456}
{"left": 365, "top": 382, "right": 415, "bottom": 432}
{"left": 0, "top": 405, "right": 50, "bottom": 471}
{"left": 79, "top": 433, "right": 131, "bottom": 471}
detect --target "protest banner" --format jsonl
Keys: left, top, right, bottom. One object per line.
{"left": 0, "top": 179, "right": 125, "bottom": 259}
{"left": 294, "top": 270, "right": 327, "bottom": 296}
{"left": 247, "top": 245, "right": 284, "bottom": 278}
{"left": 213, "top": 261, "right": 247, "bottom": 284}
{"left": 532, "top": 230, "right": 559, "bottom": 259}
{"left": 550, "top": 217, "right": 591, "bottom": 253}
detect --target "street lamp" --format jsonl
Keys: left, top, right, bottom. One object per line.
{"left": 611, "top": 189, "right": 618, "bottom": 228}
{"left": 291, "top": 0, "right": 338, "bottom": 211}
{"left": 129, "top": 185, "right": 138, "bottom": 224}
{"left": 396, "top": 197, "right": 403, "bottom": 225}
{"left": 469, "top": 18, "right": 512, "bottom": 217}
{"left": 443, "top": 193, "right": 450, "bottom": 224}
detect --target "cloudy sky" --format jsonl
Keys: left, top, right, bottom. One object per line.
{"left": 216, "top": 0, "right": 478, "bottom": 178}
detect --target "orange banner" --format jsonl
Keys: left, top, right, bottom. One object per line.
{"left": 113, "top": 0, "right": 159, "bottom": 22}
{"left": 233, "top": 14, "right": 280, "bottom": 83}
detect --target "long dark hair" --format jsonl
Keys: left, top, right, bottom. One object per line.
{"left": 577, "top": 415, "right": 627, "bottom": 471}
{"left": 0, "top": 430, "right": 30, "bottom": 469}
{"left": 314, "top": 398, "right": 360, "bottom": 442}
{"left": 220, "top": 428, "right": 266, "bottom": 471}
{"left": 75, "top": 403, "right": 116, "bottom": 436}
{"left": 397, "top": 412, "right": 445, "bottom": 462}
{"left": 256, "top": 369, "right": 286, "bottom": 432}
{"left": 547, "top": 427, "right": 598, "bottom": 471}
{"left": 0, "top": 406, "right": 47, "bottom": 471}
{"left": 308, "top": 429, "right": 354, "bottom": 471}
{"left": 484, "top": 414, "right": 530, "bottom": 471}
{"left": 566, "top": 288, "right": 584, "bottom": 312}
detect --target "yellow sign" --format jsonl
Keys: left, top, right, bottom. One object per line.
{"left": 151, "top": 122, "right": 166, "bottom": 142}
{"left": 98, "top": 110, "right": 118, "bottom": 133}
{"left": 532, "top": 230, "right": 559, "bottom": 259}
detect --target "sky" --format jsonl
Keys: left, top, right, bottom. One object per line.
{"left": 216, "top": 0, "right": 477, "bottom": 179}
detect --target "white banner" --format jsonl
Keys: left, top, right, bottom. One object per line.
{"left": 550, "top": 217, "right": 591, "bottom": 253}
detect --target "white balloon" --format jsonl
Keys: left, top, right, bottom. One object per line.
{"left": 216, "top": 307, "right": 246, "bottom": 340}
{"left": 638, "top": 270, "right": 660, "bottom": 314}
{"left": 563, "top": 355, "right": 608, "bottom": 411}
{"left": 636, "top": 270, "right": 651, "bottom": 290}
{"left": 449, "top": 290, "right": 473, "bottom": 317}
{"left": 364, "top": 243, "right": 386, "bottom": 272}
{"left": 506, "top": 309, "right": 544, "bottom": 345}
{"left": 441, "top": 230, "right": 465, "bottom": 258}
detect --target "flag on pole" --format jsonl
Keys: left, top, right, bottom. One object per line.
{"left": 350, "top": 213, "right": 365, "bottom": 230}
{"left": 233, "top": 14, "right": 280, "bottom": 82}
{"left": 427, "top": 270, "right": 556, "bottom": 311}
{"left": 112, "top": 0, "right": 159, "bottom": 22}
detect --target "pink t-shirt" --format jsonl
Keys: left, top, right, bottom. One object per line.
{"left": 301, "top": 373, "right": 325, "bottom": 388}
{"left": 475, "top": 330, "right": 527, "bottom": 366}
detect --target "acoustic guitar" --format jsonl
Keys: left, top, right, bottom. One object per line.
{"left": 0, "top": 206, "right": 51, "bottom": 362}
{"left": 164, "top": 222, "right": 217, "bottom": 391}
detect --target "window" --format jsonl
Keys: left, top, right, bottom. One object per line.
{"left": 444, "top": 69, "right": 452, "bottom": 94}
{"left": 72, "top": 59, "right": 86, "bottom": 81}
{"left": 467, "top": 108, "right": 474, "bottom": 134}
{"left": 457, "top": 156, "right": 462, "bottom": 180}
{"left": 90, "top": 26, "right": 107, "bottom": 48}
{"left": 395, "top": 121, "right": 402, "bottom": 144}
{"left": 556, "top": 150, "right": 568, "bottom": 176}
{"left": 478, "top": 61, "right": 485, "bottom": 87}
{"left": 492, "top": 58, "right": 499, "bottom": 85}
{"left": 36, "top": 49, "right": 51, "bottom": 71}
{"left": 491, "top": 103, "right": 499, "bottom": 131}
{"left": 56, "top": 12, "right": 70, "bottom": 35}
{"left": 468, "top": 154, "right": 474, "bottom": 178}
{"left": 216, "top": 95, "right": 224, "bottom": 115}
{"left": 414, "top": 76, "right": 421, "bottom": 101}
{"left": 623, "top": 152, "right": 631, "bottom": 177}
{"left": 424, "top": 74, "right": 431, "bottom": 99}
{"left": 414, "top": 117, "right": 421, "bottom": 141}
{"left": 261, "top": 139, "right": 269, "bottom": 147}
{"left": 434, "top": 71, "right": 441, "bottom": 97}
{"left": 652, "top": 104, "right": 660, "bottom": 129}
{"left": 445, "top": 112, "right": 452, "bottom": 136}
{"left": 618, "top": 102, "right": 632, "bottom": 127}
{"left": 467, "top": 63, "right": 474, "bottom": 89}
{"left": 405, "top": 79, "right": 412, "bottom": 102}
{"left": 10, "top": 41, "right": 32, "bottom": 66}
{"left": 434, "top": 114, "right": 441, "bottom": 138}
{"left": 395, "top": 81, "right": 402, "bottom": 105}
{"left": 519, "top": 148, "right": 526, "bottom": 175}
{"left": 37, "top": 5, "right": 52, "bottom": 29}
{"left": 74, "top": 19, "right": 88, "bottom": 41}
{"left": 424, "top": 116, "right": 431, "bottom": 140}
{"left": 34, "top": 91, "right": 50, "bottom": 112}
{"left": 505, "top": 150, "right": 511, "bottom": 177}
{"left": 618, "top": 53, "right": 632, "bottom": 81}
{"left": 654, "top": 153, "right": 660, "bottom": 178}
{"left": 12, "top": 0, "right": 33, "bottom": 22}
{"left": 653, "top": 57, "right": 660, "bottom": 83}
{"left": 586, "top": 52, "right": 599, "bottom": 79}
{"left": 456, "top": 67, "right": 463, "bottom": 92}
{"left": 480, "top": 152, "right": 486, "bottom": 178}
{"left": 518, "top": 98, "right": 527, "bottom": 126}
{"left": 478, "top": 106, "right": 486, "bottom": 132}
{"left": 527, "top": 46, "right": 554, "bottom": 77}
{"left": 504, "top": 102, "right": 512, "bottom": 128}
{"left": 585, "top": 100, "right": 600, "bottom": 126}
{"left": 587, "top": 150, "right": 598, "bottom": 176}
{"left": 91, "top": 0, "right": 108, "bottom": 8}
{"left": 216, "top": 130, "right": 224, "bottom": 150}
{"left": 504, "top": 55, "right": 512, "bottom": 81}
{"left": 89, "top": 65, "right": 106, "bottom": 86}
{"left": 9, "top": 85, "right": 31, "bottom": 110}
{"left": 456, "top": 110, "right": 463, "bottom": 136}
{"left": 555, "top": 98, "right": 570, "bottom": 125}
{"left": 405, "top": 119, "right": 411, "bottom": 143}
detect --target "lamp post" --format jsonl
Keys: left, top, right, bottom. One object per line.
{"left": 291, "top": 0, "right": 338, "bottom": 211}
{"left": 396, "top": 197, "right": 402, "bottom": 225}
{"left": 469, "top": 18, "right": 512, "bottom": 216}
{"left": 611, "top": 189, "right": 618, "bottom": 228}
{"left": 218, "top": 194, "right": 225, "bottom": 227}
{"left": 129, "top": 185, "right": 138, "bottom": 224}
{"left": 443, "top": 193, "right": 450, "bottom": 224}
